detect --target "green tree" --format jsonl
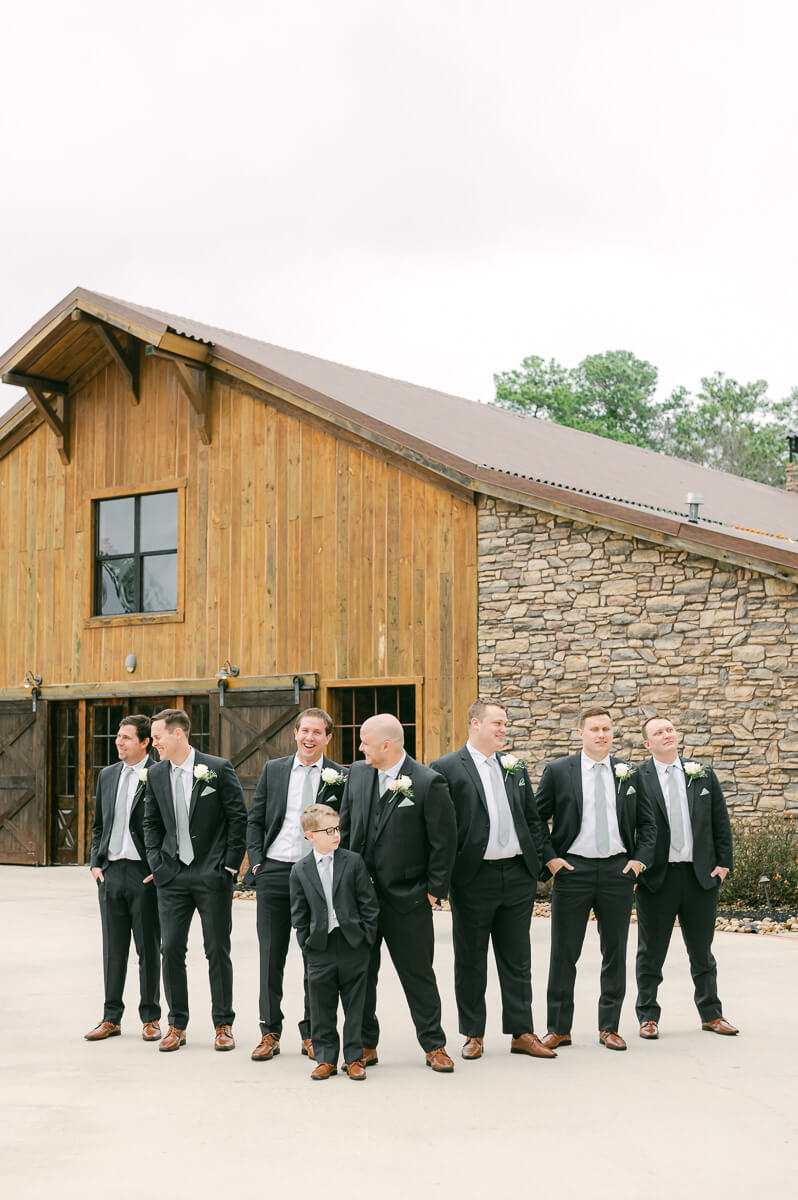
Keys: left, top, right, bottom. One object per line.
{"left": 662, "top": 374, "right": 798, "bottom": 487}
{"left": 493, "top": 349, "right": 661, "bottom": 448}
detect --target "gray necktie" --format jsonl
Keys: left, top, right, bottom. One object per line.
{"left": 378, "top": 770, "right": 390, "bottom": 797}
{"left": 594, "top": 762, "right": 610, "bottom": 856}
{"left": 319, "top": 855, "right": 336, "bottom": 933}
{"left": 108, "top": 766, "right": 133, "bottom": 856}
{"left": 666, "top": 766, "right": 685, "bottom": 853}
{"left": 487, "top": 756, "right": 513, "bottom": 847}
{"left": 175, "top": 767, "right": 194, "bottom": 865}
{"left": 300, "top": 764, "right": 316, "bottom": 858}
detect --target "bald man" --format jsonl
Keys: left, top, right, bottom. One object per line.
{"left": 339, "top": 714, "right": 457, "bottom": 1072}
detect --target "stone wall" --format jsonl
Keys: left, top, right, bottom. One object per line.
{"left": 477, "top": 497, "right": 798, "bottom": 814}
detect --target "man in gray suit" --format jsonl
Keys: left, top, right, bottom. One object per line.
{"left": 85, "top": 714, "right": 161, "bottom": 1043}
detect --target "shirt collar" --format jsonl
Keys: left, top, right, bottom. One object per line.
{"left": 581, "top": 750, "right": 611, "bottom": 771}
{"left": 293, "top": 755, "right": 321, "bottom": 773}
{"left": 381, "top": 754, "right": 406, "bottom": 781}
{"left": 654, "top": 756, "right": 682, "bottom": 777}
{"left": 172, "top": 748, "right": 196, "bottom": 775}
{"left": 314, "top": 849, "right": 334, "bottom": 868}
{"left": 466, "top": 742, "right": 498, "bottom": 765}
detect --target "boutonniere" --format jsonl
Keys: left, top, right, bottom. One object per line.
{"left": 500, "top": 754, "right": 523, "bottom": 778}
{"left": 136, "top": 768, "right": 148, "bottom": 784}
{"left": 193, "top": 763, "right": 217, "bottom": 784}
{"left": 683, "top": 761, "right": 709, "bottom": 781}
{"left": 386, "top": 775, "right": 413, "bottom": 800}
{"left": 320, "top": 768, "right": 346, "bottom": 788}
{"left": 614, "top": 762, "right": 632, "bottom": 781}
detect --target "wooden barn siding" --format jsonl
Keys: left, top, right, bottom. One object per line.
{"left": 0, "top": 354, "right": 477, "bottom": 758}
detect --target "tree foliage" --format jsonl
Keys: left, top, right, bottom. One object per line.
{"left": 493, "top": 351, "right": 798, "bottom": 486}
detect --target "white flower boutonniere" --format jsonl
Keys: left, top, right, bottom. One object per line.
{"left": 387, "top": 775, "right": 413, "bottom": 800}
{"left": 321, "top": 768, "right": 346, "bottom": 787}
{"left": 136, "top": 768, "right": 148, "bottom": 784}
{"left": 683, "top": 761, "right": 709, "bottom": 781}
{"left": 194, "top": 764, "right": 217, "bottom": 784}
{"left": 614, "top": 762, "right": 632, "bottom": 781}
{"left": 500, "top": 754, "right": 523, "bottom": 777}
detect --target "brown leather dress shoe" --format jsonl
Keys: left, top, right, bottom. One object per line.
{"left": 702, "top": 1017, "right": 739, "bottom": 1035}
{"left": 599, "top": 1031, "right": 627, "bottom": 1051}
{"left": 159, "top": 1025, "right": 186, "bottom": 1052}
{"left": 251, "top": 1032, "right": 281, "bottom": 1061}
{"left": 425, "top": 1046, "right": 455, "bottom": 1072}
{"left": 362, "top": 1047, "right": 379, "bottom": 1067}
{"left": 510, "top": 1033, "right": 557, "bottom": 1058}
{"left": 84, "top": 1021, "right": 121, "bottom": 1041}
{"left": 311, "top": 1062, "right": 338, "bottom": 1080}
{"left": 343, "top": 1059, "right": 367, "bottom": 1080}
{"left": 639, "top": 1021, "right": 659, "bottom": 1040}
{"left": 462, "top": 1037, "right": 484, "bottom": 1060}
{"left": 214, "top": 1024, "right": 235, "bottom": 1051}
{"left": 541, "top": 1032, "right": 571, "bottom": 1049}
{"left": 142, "top": 1021, "right": 162, "bottom": 1042}
{"left": 301, "top": 1038, "right": 315, "bottom": 1059}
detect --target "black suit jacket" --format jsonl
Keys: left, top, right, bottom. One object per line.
{"left": 246, "top": 754, "right": 347, "bottom": 870}
{"left": 635, "top": 757, "right": 734, "bottom": 893}
{"left": 90, "top": 756, "right": 152, "bottom": 869}
{"left": 143, "top": 750, "right": 248, "bottom": 886}
{"left": 535, "top": 752, "right": 656, "bottom": 873}
{"left": 290, "top": 847, "right": 379, "bottom": 953}
{"left": 430, "top": 746, "right": 555, "bottom": 887}
{"left": 339, "top": 755, "right": 456, "bottom": 911}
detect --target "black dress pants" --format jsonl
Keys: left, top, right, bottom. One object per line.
{"left": 97, "top": 859, "right": 161, "bottom": 1024}
{"left": 450, "top": 856, "right": 536, "bottom": 1037}
{"left": 547, "top": 853, "right": 635, "bottom": 1034}
{"left": 635, "top": 864, "right": 722, "bottom": 1022}
{"left": 362, "top": 896, "right": 446, "bottom": 1053}
{"left": 306, "top": 930, "right": 369, "bottom": 1066}
{"left": 157, "top": 862, "right": 234, "bottom": 1029}
{"left": 255, "top": 859, "right": 312, "bottom": 1038}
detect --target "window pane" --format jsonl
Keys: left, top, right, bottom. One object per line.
{"left": 376, "top": 686, "right": 397, "bottom": 713}
{"left": 140, "top": 492, "right": 178, "bottom": 552}
{"left": 355, "top": 689, "right": 375, "bottom": 725}
{"left": 398, "top": 687, "right": 415, "bottom": 724}
{"left": 100, "top": 559, "right": 137, "bottom": 614}
{"left": 142, "top": 553, "right": 177, "bottom": 611}
{"left": 98, "top": 498, "right": 135, "bottom": 556}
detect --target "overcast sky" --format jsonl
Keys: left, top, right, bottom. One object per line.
{"left": 2, "top": 0, "right": 797, "bottom": 422}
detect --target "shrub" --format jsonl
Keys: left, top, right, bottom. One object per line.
{"left": 719, "top": 814, "right": 798, "bottom": 909}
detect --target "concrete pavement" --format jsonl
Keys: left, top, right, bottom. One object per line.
{"left": 1, "top": 865, "right": 796, "bottom": 1198}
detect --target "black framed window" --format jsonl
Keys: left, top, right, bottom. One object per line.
{"left": 327, "top": 684, "right": 417, "bottom": 764}
{"left": 94, "top": 491, "right": 178, "bottom": 615}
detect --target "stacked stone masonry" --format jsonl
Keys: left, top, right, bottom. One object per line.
{"left": 477, "top": 497, "right": 798, "bottom": 814}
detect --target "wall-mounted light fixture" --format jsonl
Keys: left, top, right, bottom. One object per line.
{"left": 685, "top": 492, "right": 704, "bottom": 523}
{"left": 23, "top": 670, "right": 43, "bottom": 713}
{"left": 214, "top": 660, "right": 240, "bottom": 707}
{"left": 125, "top": 654, "right": 137, "bottom": 674}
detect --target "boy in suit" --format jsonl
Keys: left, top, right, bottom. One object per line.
{"left": 290, "top": 804, "right": 379, "bottom": 1080}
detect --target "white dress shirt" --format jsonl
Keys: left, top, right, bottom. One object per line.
{"left": 567, "top": 752, "right": 626, "bottom": 858}
{"left": 466, "top": 743, "right": 522, "bottom": 859}
{"left": 314, "top": 849, "right": 340, "bottom": 930}
{"left": 653, "top": 757, "right": 694, "bottom": 862}
{"left": 107, "top": 757, "right": 147, "bottom": 861}
{"left": 267, "top": 756, "right": 323, "bottom": 862}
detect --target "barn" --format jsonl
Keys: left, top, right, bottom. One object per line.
{"left": 1, "top": 288, "right": 795, "bottom": 865}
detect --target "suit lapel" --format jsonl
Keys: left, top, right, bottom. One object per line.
{"left": 681, "top": 757, "right": 697, "bottom": 821}
{"left": 188, "top": 753, "right": 204, "bottom": 823}
{"left": 375, "top": 756, "right": 413, "bottom": 841}
{"left": 646, "top": 758, "right": 668, "bottom": 821}
{"left": 331, "top": 849, "right": 347, "bottom": 897}
{"left": 275, "top": 756, "right": 294, "bottom": 819}
{"left": 610, "top": 756, "right": 624, "bottom": 820}
{"left": 570, "top": 755, "right": 583, "bottom": 823}
{"left": 129, "top": 755, "right": 150, "bottom": 815}
{"left": 459, "top": 746, "right": 488, "bottom": 811}
{"left": 305, "top": 855, "right": 326, "bottom": 902}
{"left": 104, "top": 761, "right": 124, "bottom": 823}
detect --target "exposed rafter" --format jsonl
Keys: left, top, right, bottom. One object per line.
{"left": 1, "top": 372, "right": 70, "bottom": 463}
{"left": 70, "top": 311, "right": 140, "bottom": 403}
{"left": 145, "top": 345, "right": 210, "bottom": 444}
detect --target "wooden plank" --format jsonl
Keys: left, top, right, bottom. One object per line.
{"left": 173, "top": 360, "right": 210, "bottom": 444}
{"left": 3, "top": 371, "right": 68, "bottom": 394}
{"left": 334, "top": 439, "right": 349, "bottom": 678}
{"left": 0, "top": 674, "right": 320, "bottom": 701}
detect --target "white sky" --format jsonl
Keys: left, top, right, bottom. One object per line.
{"left": 2, "top": 0, "right": 797, "bottom": 421}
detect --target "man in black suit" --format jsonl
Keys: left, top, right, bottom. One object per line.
{"left": 635, "top": 714, "right": 737, "bottom": 1039}
{"left": 339, "top": 713, "right": 457, "bottom": 1072}
{"left": 290, "top": 803, "right": 379, "bottom": 1080}
{"left": 85, "top": 714, "right": 161, "bottom": 1043}
{"left": 144, "top": 708, "right": 247, "bottom": 1052}
{"left": 246, "top": 707, "right": 347, "bottom": 1062}
{"left": 431, "top": 699, "right": 557, "bottom": 1061}
{"left": 536, "top": 706, "right": 656, "bottom": 1051}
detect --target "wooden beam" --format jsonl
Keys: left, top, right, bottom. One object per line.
{"left": 71, "top": 311, "right": 139, "bottom": 403}
{"left": 0, "top": 673, "right": 320, "bottom": 701}
{"left": 172, "top": 359, "right": 209, "bottom": 442}
{"left": 2, "top": 371, "right": 67, "bottom": 394}
{"left": 26, "top": 384, "right": 70, "bottom": 464}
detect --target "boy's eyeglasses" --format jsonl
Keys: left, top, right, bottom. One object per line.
{"left": 312, "top": 825, "right": 340, "bottom": 836}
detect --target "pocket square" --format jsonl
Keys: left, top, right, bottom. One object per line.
{"left": 626, "top": 785, "right": 636, "bottom": 795}
{"left": 201, "top": 786, "right": 216, "bottom": 797}
{"left": 700, "top": 787, "right": 709, "bottom": 796}
{"left": 398, "top": 797, "right": 415, "bottom": 807}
